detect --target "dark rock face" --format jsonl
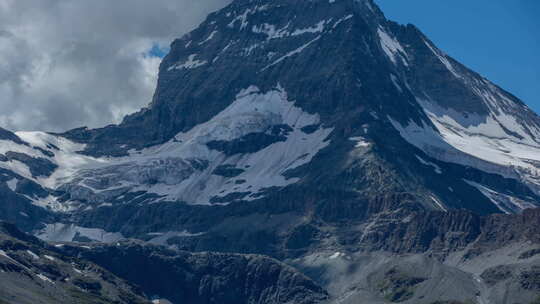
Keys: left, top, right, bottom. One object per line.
{"left": 468, "top": 208, "right": 540, "bottom": 257}
{"left": 4, "top": 151, "right": 58, "bottom": 177}
{"left": 0, "top": 170, "right": 52, "bottom": 231}
{"left": 375, "top": 268, "right": 426, "bottom": 302}
{"left": 212, "top": 164, "right": 245, "bottom": 177}
{"left": 519, "top": 266, "right": 540, "bottom": 291}
{"left": 64, "top": 243, "right": 329, "bottom": 304}
{"left": 354, "top": 209, "right": 483, "bottom": 254}
{"left": 354, "top": 208, "right": 540, "bottom": 257}
{"left": 206, "top": 126, "right": 291, "bottom": 155}
{"left": 66, "top": 187, "right": 540, "bottom": 261}
{"left": 2, "top": 222, "right": 326, "bottom": 304}
{"left": 520, "top": 249, "right": 540, "bottom": 260}
{"left": 481, "top": 265, "right": 514, "bottom": 286}
{"left": 0, "top": 127, "right": 26, "bottom": 145}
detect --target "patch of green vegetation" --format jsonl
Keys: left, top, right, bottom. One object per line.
{"left": 530, "top": 295, "right": 540, "bottom": 304}
{"left": 377, "top": 268, "right": 426, "bottom": 302}
{"left": 67, "top": 287, "right": 111, "bottom": 304}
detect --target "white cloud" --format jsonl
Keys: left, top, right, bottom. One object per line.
{"left": 0, "top": 0, "right": 230, "bottom": 132}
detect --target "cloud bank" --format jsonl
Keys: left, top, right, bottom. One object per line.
{"left": 0, "top": 0, "right": 230, "bottom": 132}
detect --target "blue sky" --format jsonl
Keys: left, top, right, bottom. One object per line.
{"left": 375, "top": 0, "right": 540, "bottom": 113}
{"left": 148, "top": 44, "right": 170, "bottom": 58}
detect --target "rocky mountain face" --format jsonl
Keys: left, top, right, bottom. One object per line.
{"left": 60, "top": 242, "right": 329, "bottom": 304}
{"left": 0, "top": 222, "right": 149, "bottom": 304}
{"left": 0, "top": 222, "right": 329, "bottom": 304}
{"left": 1, "top": 0, "right": 540, "bottom": 303}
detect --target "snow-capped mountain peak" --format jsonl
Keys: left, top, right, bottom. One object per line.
{"left": 0, "top": 0, "right": 539, "bottom": 238}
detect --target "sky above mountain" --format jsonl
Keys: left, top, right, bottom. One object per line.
{"left": 376, "top": 0, "right": 540, "bottom": 113}
{"left": 0, "top": 0, "right": 537, "bottom": 132}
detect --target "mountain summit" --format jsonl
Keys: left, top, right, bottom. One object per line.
{"left": 57, "top": 0, "right": 540, "bottom": 213}
{"left": 0, "top": 0, "right": 539, "bottom": 303}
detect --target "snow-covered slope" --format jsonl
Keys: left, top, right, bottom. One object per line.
{"left": 50, "top": 85, "right": 332, "bottom": 207}
{"left": 2, "top": 85, "right": 332, "bottom": 214}
{"left": 390, "top": 103, "right": 540, "bottom": 213}
{"left": 0, "top": 130, "right": 105, "bottom": 212}
{"left": 387, "top": 36, "right": 540, "bottom": 213}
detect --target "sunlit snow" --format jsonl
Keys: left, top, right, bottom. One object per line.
{"left": 377, "top": 27, "right": 409, "bottom": 66}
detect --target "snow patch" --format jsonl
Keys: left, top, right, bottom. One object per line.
{"left": 199, "top": 30, "right": 218, "bottom": 45}
{"left": 329, "top": 252, "right": 345, "bottom": 259}
{"left": 0, "top": 249, "right": 31, "bottom": 271}
{"left": 430, "top": 195, "right": 447, "bottom": 212}
{"left": 332, "top": 14, "right": 353, "bottom": 29}
{"left": 262, "top": 36, "right": 321, "bottom": 71}
{"left": 36, "top": 274, "right": 54, "bottom": 284}
{"left": 6, "top": 178, "right": 17, "bottom": 191}
{"left": 291, "top": 20, "right": 327, "bottom": 36}
{"left": 252, "top": 20, "right": 328, "bottom": 41}
{"left": 152, "top": 299, "right": 173, "bottom": 304}
{"left": 26, "top": 250, "right": 39, "bottom": 260}
{"left": 30, "top": 195, "right": 76, "bottom": 213}
{"left": 423, "top": 39, "right": 461, "bottom": 79}
{"left": 167, "top": 54, "right": 207, "bottom": 71}
{"left": 252, "top": 23, "right": 290, "bottom": 40}
{"left": 36, "top": 223, "right": 124, "bottom": 243}
{"left": 227, "top": 5, "right": 269, "bottom": 30}
{"left": 0, "top": 250, "right": 12, "bottom": 260}
{"left": 44, "top": 255, "right": 55, "bottom": 261}
{"left": 415, "top": 155, "right": 442, "bottom": 174}
{"left": 377, "top": 27, "right": 408, "bottom": 66}
{"left": 390, "top": 74, "right": 403, "bottom": 93}
{"left": 349, "top": 137, "right": 371, "bottom": 148}
{"left": 242, "top": 43, "right": 262, "bottom": 56}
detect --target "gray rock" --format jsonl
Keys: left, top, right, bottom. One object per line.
{"left": 0, "top": 222, "right": 149, "bottom": 304}
{"left": 62, "top": 242, "right": 329, "bottom": 304}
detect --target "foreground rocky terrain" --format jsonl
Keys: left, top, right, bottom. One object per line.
{"left": 0, "top": 222, "right": 148, "bottom": 304}
{"left": 0, "top": 222, "right": 329, "bottom": 304}
{"left": 1, "top": 0, "right": 540, "bottom": 303}
{"left": 62, "top": 242, "right": 329, "bottom": 304}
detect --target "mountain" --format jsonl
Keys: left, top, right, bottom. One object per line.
{"left": 1, "top": 0, "right": 540, "bottom": 303}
